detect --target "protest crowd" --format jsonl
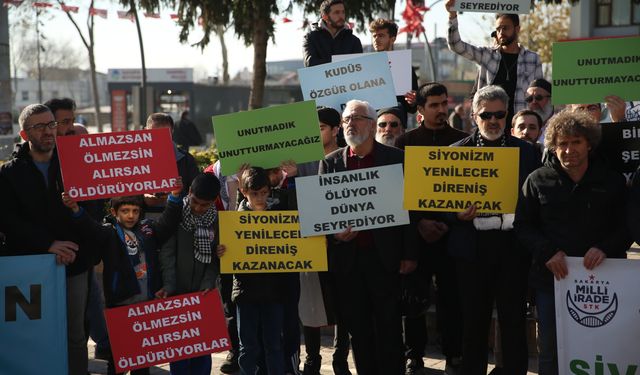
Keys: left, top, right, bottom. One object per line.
{"left": 1, "top": 0, "right": 639, "bottom": 375}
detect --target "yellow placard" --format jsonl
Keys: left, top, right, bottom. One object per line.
{"left": 404, "top": 146, "right": 519, "bottom": 213}
{"left": 219, "top": 210, "right": 328, "bottom": 274}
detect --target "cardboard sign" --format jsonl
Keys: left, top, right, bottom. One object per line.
{"left": 599, "top": 121, "right": 640, "bottom": 182}
{"left": 453, "top": 0, "right": 532, "bottom": 14}
{"left": 332, "top": 50, "right": 413, "bottom": 95}
{"left": 104, "top": 292, "right": 230, "bottom": 372}
{"left": 404, "top": 146, "right": 519, "bottom": 213}
{"left": 218, "top": 211, "right": 327, "bottom": 274}
{"left": 0, "top": 255, "right": 68, "bottom": 374}
{"left": 552, "top": 36, "right": 640, "bottom": 105}
{"left": 56, "top": 128, "right": 179, "bottom": 201}
{"left": 555, "top": 257, "right": 640, "bottom": 375}
{"left": 212, "top": 101, "right": 324, "bottom": 176}
{"left": 298, "top": 53, "right": 397, "bottom": 112}
{"left": 296, "top": 164, "right": 410, "bottom": 236}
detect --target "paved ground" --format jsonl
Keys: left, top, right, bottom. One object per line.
{"left": 88, "top": 248, "right": 639, "bottom": 374}
{"left": 88, "top": 335, "right": 539, "bottom": 375}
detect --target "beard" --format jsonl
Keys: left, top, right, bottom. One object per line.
{"left": 375, "top": 132, "right": 397, "bottom": 147}
{"left": 499, "top": 34, "right": 517, "bottom": 46}
{"left": 345, "top": 131, "right": 369, "bottom": 147}
{"left": 534, "top": 101, "right": 554, "bottom": 122}
{"left": 479, "top": 126, "right": 504, "bottom": 141}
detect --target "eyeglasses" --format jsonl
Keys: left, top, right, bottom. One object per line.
{"left": 477, "top": 111, "right": 507, "bottom": 120}
{"left": 525, "top": 95, "right": 551, "bottom": 103}
{"left": 342, "top": 115, "right": 372, "bottom": 124}
{"left": 57, "top": 118, "right": 75, "bottom": 126}
{"left": 25, "top": 121, "right": 58, "bottom": 131}
{"left": 377, "top": 121, "right": 400, "bottom": 128}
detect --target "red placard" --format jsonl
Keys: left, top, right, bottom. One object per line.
{"left": 104, "top": 292, "right": 231, "bottom": 372}
{"left": 56, "top": 128, "right": 179, "bottom": 201}
{"left": 111, "top": 90, "right": 128, "bottom": 132}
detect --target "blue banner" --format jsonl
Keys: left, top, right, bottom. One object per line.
{"left": 0, "top": 254, "right": 68, "bottom": 374}
{"left": 298, "top": 53, "right": 397, "bottom": 112}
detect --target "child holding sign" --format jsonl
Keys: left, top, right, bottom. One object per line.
{"left": 158, "top": 172, "right": 222, "bottom": 375}
{"left": 62, "top": 181, "right": 184, "bottom": 375}
{"left": 217, "top": 167, "right": 289, "bottom": 375}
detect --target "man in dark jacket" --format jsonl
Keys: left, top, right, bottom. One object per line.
{"left": 0, "top": 104, "right": 93, "bottom": 375}
{"left": 514, "top": 110, "right": 630, "bottom": 375}
{"left": 320, "top": 99, "right": 419, "bottom": 375}
{"left": 302, "top": 0, "right": 362, "bottom": 67}
{"left": 446, "top": 86, "right": 539, "bottom": 375}
{"left": 394, "top": 82, "right": 467, "bottom": 375}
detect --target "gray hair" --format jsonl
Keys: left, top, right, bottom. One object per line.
{"left": 19, "top": 104, "right": 52, "bottom": 130}
{"left": 472, "top": 85, "right": 509, "bottom": 114}
{"left": 544, "top": 110, "right": 601, "bottom": 152}
{"left": 343, "top": 100, "right": 376, "bottom": 120}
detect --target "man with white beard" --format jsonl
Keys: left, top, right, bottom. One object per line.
{"left": 526, "top": 79, "right": 554, "bottom": 127}
{"left": 375, "top": 106, "right": 406, "bottom": 147}
{"left": 319, "top": 99, "right": 419, "bottom": 375}
{"left": 446, "top": 85, "right": 540, "bottom": 375}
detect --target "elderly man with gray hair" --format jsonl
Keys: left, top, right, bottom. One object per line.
{"left": 514, "top": 110, "right": 630, "bottom": 375}
{"left": 319, "top": 99, "right": 419, "bottom": 375}
{"left": 445, "top": 85, "right": 540, "bottom": 375}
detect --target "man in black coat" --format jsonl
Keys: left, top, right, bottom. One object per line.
{"left": 302, "top": 0, "right": 362, "bottom": 67}
{"left": 515, "top": 110, "right": 631, "bottom": 375}
{"left": 446, "top": 86, "right": 540, "bottom": 375}
{"left": 0, "top": 104, "right": 93, "bottom": 375}
{"left": 319, "top": 99, "right": 419, "bottom": 375}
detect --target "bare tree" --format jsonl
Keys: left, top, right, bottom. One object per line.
{"left": 56, "top": 0, "right": 103, "bottom": 132}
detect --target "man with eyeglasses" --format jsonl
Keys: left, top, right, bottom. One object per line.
{"left": 446, "top": 85, "right": 540, "bottom": 375}
{"left": 375, "top": 106, "right": 406, "bottom": 147}
{"left": 0, "top": 104, "right": 94, "bottom": 375}
{"left": 525, "top": 79, "right": 553, "bottom": 141}
{"left": 395, "top": 81, "right": 467, "bottom": 375}
{"left": 445, "top": 0, "right": 542, "bottom": 129}
{"left": 45, "top": 97, "right": 77, "bottom": 136}
{"left": 319, "top": 99, "right": 419, "bottom": 375}
{"left": 569, "top": 95, "right": 627, "bottom": 124}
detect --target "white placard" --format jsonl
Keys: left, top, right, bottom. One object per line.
{"left": 555, "top": 257, "right": 640, "bottom": 375}
{"left": 453, "top": 0, "right": 532, "bottom": 14}
{"left": 333, "top": 50, "right": 412, "bottom": 95}
{"left": 295, "top": 164, "right": 410, "bottom": 236}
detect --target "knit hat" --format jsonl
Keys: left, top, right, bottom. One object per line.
{"left": 376, "top": 106, "right": 407, "bottom": 128}
{"left": 317, "top": 106, "right": 341, "bottom": 128}
{"left": 528, "top": 79, "right": 552, "bottom": 95}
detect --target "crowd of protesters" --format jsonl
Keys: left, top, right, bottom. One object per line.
{"left": 2, "top": 1, "right": 639, "bottom": 375}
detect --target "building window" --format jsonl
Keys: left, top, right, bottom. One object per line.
{"left": 21, "top": 91, "right": 28, "bottom": 101}
{"left": 596, "top": 0, "right": 640, "bottom": 26}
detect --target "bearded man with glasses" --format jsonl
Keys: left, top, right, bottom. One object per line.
{"left": 375, "top": 106, "right": 406, "bottom": 147}
{"left": 446, "top": 85, "right": 540, "bottom": 375}
{"left": 0, "top": 104, "right": 95, "bottom": 375}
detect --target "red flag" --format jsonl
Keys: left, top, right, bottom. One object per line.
{"left": 32, "top": 2, "right": 53, "bottom": 7}
{"left": 400, "top": 0, "right": 430, "bottom": 37}
{"left": 89, "top": 7, "right": 107, "bottom": 18}
{"left": 144, "top": 12, "right": 160, "bottom": 18}
{"left": 170, "top": 13, "right": 179, "bottom": 20}
{"left": 282, "top": 17, "right": 292, "bottom": 23}
{"left": 60, "top": 3, "right": 78, "bottom": 13}
{"left": 3, "top": 0, "right": 24, "bottom": 6}
{"left": 117, "top": 10, "right": 134, "bottom": 22}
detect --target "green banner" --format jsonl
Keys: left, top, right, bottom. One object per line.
{"left": 552, "top": 36, "right": 640, "bottom": 105}
{"left": 212, "top": 100, "right": 324, "bottom": 176}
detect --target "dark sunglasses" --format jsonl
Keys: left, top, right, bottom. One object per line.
{"left": 377, "top": 121, "right": 400, "bottom": 128}
{"left": 477, "top": 111, "right": 507, "bottom": 120}
{"left": 525, "top": 94, "right": 551, "bottom": 103}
